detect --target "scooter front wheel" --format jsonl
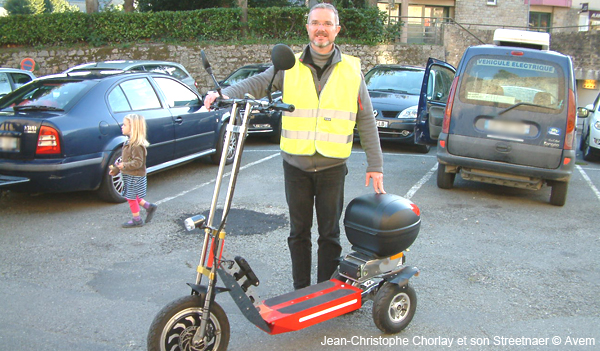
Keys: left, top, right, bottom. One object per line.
{"left": 372, "top": 283, "right": 417, "bottom": 334}
{"left": 147, "top": 295, "right": 230, "bottom": 351}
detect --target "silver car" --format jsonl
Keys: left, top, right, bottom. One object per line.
{"left": 64, "top": 60, "right": 198, "bottom": 92}
{"left": 0, "top": 68, "right": 36, "bottom": 97}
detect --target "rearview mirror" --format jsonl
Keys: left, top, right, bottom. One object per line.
{"left": 271, "top": 44, "right": 296, "bottom": 72}
{"left": 265, "top": 44, "right": 296, "bottom": 102}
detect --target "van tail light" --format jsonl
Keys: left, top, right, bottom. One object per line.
{"left": 442, "top": 75, "right": 459, "bottom": 134}
{"left": 36, "top": 125, "right": 62, "bottom": 155}
{"left": 564, "top": 89, "right": 576, "bottom": 150}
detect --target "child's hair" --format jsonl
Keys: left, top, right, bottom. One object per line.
{"left": 124, "top": 113, "right": 150, "bottom": 147}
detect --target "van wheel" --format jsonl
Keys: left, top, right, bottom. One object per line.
{"left": 437, "top": 163, "right": 455, "bottom": 189}
{"left": 549, "top": 181, "right": 568, "bottom": 207}
{"left": 582, "top": 134, "right": 598, "bottom": 161}
{"left": 97, "top": 149, "right": 126, "bottom": 203}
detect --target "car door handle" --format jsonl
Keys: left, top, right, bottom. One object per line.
{"left": 495, "top": 143, "right": 511, "bottom": 153}
{"left": 173, "top": 116, "right": 183, "bottom": 124}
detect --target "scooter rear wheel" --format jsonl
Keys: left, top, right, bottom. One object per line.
{"left": 372, "top": 283, "right": 417, "bottom": 334}
{"left": 147, "top": 294, "right": 230, "bottom": 351}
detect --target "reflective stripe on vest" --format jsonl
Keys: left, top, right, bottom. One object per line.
{"left": 281, "top": 53, "right": 361, "bottom": 159}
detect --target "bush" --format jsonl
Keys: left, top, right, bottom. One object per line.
{"left": 0, "top": 7, "right": 390, "bottom": 47}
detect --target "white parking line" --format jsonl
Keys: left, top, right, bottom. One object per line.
{"left": 156, "top": 152, "right": 280, "bottom": 204}
{"left": 352, "top": 149, "right": 435, "bottom": 199}
{"left": 405, "top": 164, "right": 438, "bottom": 200}
{"left": 576, "top": 164, "right": 600, "bottom": 203}
{"left": 157, "top": 149, "right": 436, "bottom": 204}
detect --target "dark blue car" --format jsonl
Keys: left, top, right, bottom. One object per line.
{"left": 365, "top": 64, "right": 454, "bottom": 153}
{"left": 0, "top": 71, "right": 235, "bottom": 202}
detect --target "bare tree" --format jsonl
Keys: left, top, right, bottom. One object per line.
{"left": 124, "top": 0, "right": 134, "bottom": 12}
{"left": 85, "top": 0, "right": 98, "bottom": 13}
{"left": 238, "top": 0, "right": 247, "bottom": 36}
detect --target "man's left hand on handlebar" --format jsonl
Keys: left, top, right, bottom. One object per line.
{"left": 204, "top": 92, "right": 229, "bottom": 110}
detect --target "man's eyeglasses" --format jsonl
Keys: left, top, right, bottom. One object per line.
{"left": 308, "top": 21, "right": 338, "bottom": 28}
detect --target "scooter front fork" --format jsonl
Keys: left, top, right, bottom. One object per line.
{"left": 192, "top": 229, "right": 227, "bottom": 347}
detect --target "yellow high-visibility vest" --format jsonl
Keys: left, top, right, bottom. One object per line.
{"left": 281, "top": 53, "right": 361, "bottom": 159}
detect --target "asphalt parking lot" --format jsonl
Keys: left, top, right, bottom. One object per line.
{"left": 0, "top": 137, "right": 599, "bottom": 350}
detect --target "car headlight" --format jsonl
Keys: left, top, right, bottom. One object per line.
{"left": 373, "top": 109, "right": 379, "bottom": 117}
{"left": 594, "top": 120, "right": 600, "bottom": 130}
{"left": 398, "top": 105, "right": 418, "bottom": 119}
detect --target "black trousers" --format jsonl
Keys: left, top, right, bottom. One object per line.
{"left": 283, "top": 160, "right": 347, "bottom": 290}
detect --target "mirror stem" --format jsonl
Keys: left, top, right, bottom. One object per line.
{"left": 266, "top": 70, "right": 279, "bottom": 103}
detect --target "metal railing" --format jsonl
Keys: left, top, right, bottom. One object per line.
{"left": 388, "top": 16, "right": 447, "bottom": 45}
{"left": 386, "top": 16, "right": 598, "bottom": 45}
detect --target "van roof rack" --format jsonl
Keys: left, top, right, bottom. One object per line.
{"left": 493, "top": 29, "right": 550, "bottom": 51}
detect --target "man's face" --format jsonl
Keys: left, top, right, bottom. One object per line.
{"left": 306, "top": 8, "right": 340, "bottom": 53}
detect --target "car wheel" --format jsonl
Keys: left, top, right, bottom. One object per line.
{"left": 549, "top": 181, "right": 568, "bottom": 207}
{"left": 582, "top": 133, "right": 598, "bottom": 161}
{"left": 436, "top": 163, "right": 455, "bottom": 189}
{"left": 97, "top": 149, "right": 126, "bottom": 203}
{"left": 579, "top": 130, "right": 587, "bottom": 151}
{"left": 269, "top": 114, "right": 282, "bottom": 144}
{"left": 415, "top": 144, "right": 430, "bottom": 154}
{"left": 211, "top": 124, "right": 238, "bottom": 165}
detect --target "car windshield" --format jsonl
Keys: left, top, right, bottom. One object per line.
{"left": 459, "top": 55, "right": 565, "bottom": 112}
{"left": 365, "top": 68, "right": 425, "bottom": 95}
{"left": 221, "top": 66, "right": 269, "bottom": 87}
{"left": 0, "top": 79, "right": 94, "bottom": 112}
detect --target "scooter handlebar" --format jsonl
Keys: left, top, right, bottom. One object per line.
{"left": 272, "top": 101, "right": 295, "bottom": 113}
{"left": 212, "top": 98, "right": 294, "bottom": 113}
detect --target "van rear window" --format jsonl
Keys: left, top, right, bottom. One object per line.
{"left": 459, "top": 55, "right": 565, "bottom": 113}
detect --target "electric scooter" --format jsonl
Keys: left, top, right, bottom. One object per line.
{"left": 147, "top": 44, "right": 421, "bottom": 351}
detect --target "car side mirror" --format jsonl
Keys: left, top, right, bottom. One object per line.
{"left": 577, "top": 107, "right": 589, "bottom": 118}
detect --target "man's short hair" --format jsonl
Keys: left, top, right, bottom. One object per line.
{"left": 307, "top": 3, "right": 339, "bottom": 26}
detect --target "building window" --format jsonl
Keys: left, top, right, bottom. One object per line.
{"left": 529, "top": 12, "right": 552, "bottom": 33}
{"left": 487, "top": 0, "right": 497, "bottom": 6}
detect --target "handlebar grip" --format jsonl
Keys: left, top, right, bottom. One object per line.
{"left": 211, "top": 99, "right": 232, "bottom": 109}
{"left": 273, "top": 102, "right": 295, "bottom": 112}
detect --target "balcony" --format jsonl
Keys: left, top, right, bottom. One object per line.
{"left": 527, "top": 0, "right": 572, "bottom": 7}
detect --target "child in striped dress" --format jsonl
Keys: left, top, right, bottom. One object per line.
{"left": 113, "top": 114, "right": 158, "bottom": 228}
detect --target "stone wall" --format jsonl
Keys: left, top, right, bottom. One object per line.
{"left": 454, "top": 0, "right": 528, "bottom": 27}
{"left": 0, "top": 27, "right": 597, "bottom": 93}
{"left": 442, "top": 23, "right": 600, "bottom": 79}
{"left": 0, "top": 43, "right": 445, "bottom": 94}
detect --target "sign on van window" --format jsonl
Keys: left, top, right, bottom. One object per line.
{"left": 476, "top": 59, "right": 555, "bottom": 74}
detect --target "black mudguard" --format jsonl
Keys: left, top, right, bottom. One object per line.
{"left": 388, "top": 266, "right": 420, "bottom": 287}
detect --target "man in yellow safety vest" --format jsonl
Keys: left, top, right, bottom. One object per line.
{"left": 205, "top": 3, "right": 385, "bottom": 290}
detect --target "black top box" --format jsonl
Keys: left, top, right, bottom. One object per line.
{"left": 344, "top": 193, "right": 420, "bottom": 257}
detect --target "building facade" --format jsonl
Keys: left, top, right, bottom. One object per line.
{"left": 378, "top": 0, "right": 599, "bottom": 103}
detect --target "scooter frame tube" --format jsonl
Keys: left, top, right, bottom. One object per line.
{"left": 193, "top": 100, "right": 254, "bottom": 346}
{"left": 194, "top": 103, "right": 240, "bottom": 287}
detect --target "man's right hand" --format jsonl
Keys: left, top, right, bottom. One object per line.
{"left": 203, "top": 92, "right": 229, "bottom": 110}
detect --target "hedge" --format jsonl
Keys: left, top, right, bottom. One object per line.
{"left": 0, "top": 7, "right": 392, "bottom": 47}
